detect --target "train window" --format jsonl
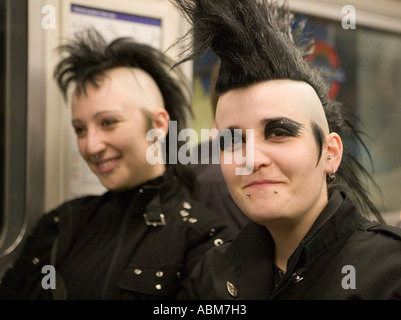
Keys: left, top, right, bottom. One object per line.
{"left": 0, "top": 0, "right": 28, "bottom": 275}
{"left": 297, "top": 13, "right": 401, "bottom": 224}
{"left": 0, "top": 0, "right": 4, "bottom": 235}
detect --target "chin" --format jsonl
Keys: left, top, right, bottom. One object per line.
{"left": 244, "top": 206, "right": 284, "bottom": 224}
{"left": 101, "top": 180, "right": 124, "bottom": 192}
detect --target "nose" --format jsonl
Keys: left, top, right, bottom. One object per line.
{"left": 234, "top": 130, "right": 271, "bottom": 175}
{"left": 84, "top": 129, "right": 106, "bottom": 159}
{"left": 250, "top": 136, "right": 272, "bottom": 171}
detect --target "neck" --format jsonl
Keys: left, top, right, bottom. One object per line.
{"left": 269, "top": 224, "right": 305, "bottom": 273}
{"left": 268, "top": 191, "right": 329, "bottom": 273}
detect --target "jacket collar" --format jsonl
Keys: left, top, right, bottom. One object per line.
{"left": 285, "top": 190, "right": 363, "bottom": 278}
{"left": 225, "top": 189, "right": 363, "bottom": 287}
{"left": 56, "top": 168, "right": 183, "bottom": 259}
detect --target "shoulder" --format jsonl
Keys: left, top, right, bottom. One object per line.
{"left": 162, "top": 185, "right": 238, "bottom": 249}
{"left": 164, "top": 178, "right": 233, "bottom": 230}
{"left": 358, "top": 220, "right": 401, "bottom": 241}
{"left": 347, "top": 219, "right": 401, "bottom": 261}
{"left": 171, "top": 196, "right": 237, "bottom": 240}
{"left": 31, "top": 194, "right": 103, "bottom": 238}
{"left": 55, "top": 194, "right": 103, "bottom": 213}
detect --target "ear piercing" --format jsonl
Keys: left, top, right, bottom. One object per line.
{"left": 327, "top": 155, "right": 336, "bottom": 181}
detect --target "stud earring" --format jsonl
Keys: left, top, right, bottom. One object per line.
{"left": 246, "top": 192, "right": 250, "bottom": 197}
{"left": 274, "top": 190, "right": 278, "bottom": 194}
{"left": 328, "top": 155, "right": 332, "bottom": 160}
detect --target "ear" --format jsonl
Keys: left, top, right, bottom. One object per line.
{"left": 324, "top": 132, "right": 343, "bottom": 174}
{"left": 151, "top": 108, "right": 170, "bottom": 137}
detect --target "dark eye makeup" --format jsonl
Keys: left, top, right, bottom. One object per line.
{"left": 218, "top": 128, "right": 245, "bottom": 151}
{"left": 218, "top": 117, "right": 304, "bottom": 151}
{"left": 263, "top": 117, "right": 304, "bottom": 140}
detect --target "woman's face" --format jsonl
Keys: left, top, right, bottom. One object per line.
{"left": 71, "top": 67, "right": 166, "bottom": 192}
{"left": 216, "top": 80, "right": 338, "bottom": 226}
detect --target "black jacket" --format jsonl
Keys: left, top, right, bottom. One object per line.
{"left": 0, "top": 170, "right": 236, "bottom": 300}
{"left": 176, "top": 190, "right": 401, "bottom": 300}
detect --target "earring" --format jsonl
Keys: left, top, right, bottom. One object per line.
{"left": 246, "top": 192, "right": 250, "bottom": 197}
{"left": 328, "top": 171, "right": 336, "bottom": 182}
{"left": 328, "top": 155, "right": 332, "bottom": 160}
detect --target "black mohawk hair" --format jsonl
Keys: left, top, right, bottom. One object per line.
{"left": 172, "top": 0, "right": 326, "bottom": 97}
{"left": 171, "top": 0, "right": 384, "bottom": 222}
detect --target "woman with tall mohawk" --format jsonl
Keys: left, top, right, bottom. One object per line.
{"left": 171, "top": 0, "right": 401, "bottom": 299}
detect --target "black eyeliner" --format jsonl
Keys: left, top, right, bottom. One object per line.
{"left": 263, "top": 117, "right": 304, "bottom": 138}
{"left": 218, "top": 127, "right": 245, "bottom": 151}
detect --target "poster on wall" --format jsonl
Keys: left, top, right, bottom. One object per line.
{"left": 66, "top": 3, "right": 162, "bottom": 199}
{"left": 69, "top": 4, "right": 162, "bottom": 47}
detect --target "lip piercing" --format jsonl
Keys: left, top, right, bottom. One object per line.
{"left": 246, "top": 192, "right": 250, "bottom": 197}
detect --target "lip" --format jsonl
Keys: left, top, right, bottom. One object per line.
{"left": 95, "top": 157, "right": 121, "bottom": 174}
{"left": 244, "top": 180, "right": 282, "bottom": 189}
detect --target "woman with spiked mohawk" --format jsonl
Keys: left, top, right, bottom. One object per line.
{"left": 172, "top": 0, "right": 401, "bottom": 299}
{"left": 0, "top": 29, "right": 236, "bottom": 300}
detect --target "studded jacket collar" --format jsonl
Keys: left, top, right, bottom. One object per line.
{"left": 0, "top": 168, "right": 237, "bottom": 300}
{"left": 177, "top": 189, "right": 401, "bottom": 300}
{"left": 223, "top": 190, "right": 363, "bottom": 299}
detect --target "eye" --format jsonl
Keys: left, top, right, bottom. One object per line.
{"left": 73, "top": 125, "right": 86, "bottom": 137}
{"left": 264, "top": 127, "right": 295, "bottom": 140}
{"left": 263, "top": 118, "right": 303, "bottom": 141}
{"left": 219, "top": 129, "right": 245, "bottom": 151}
{"left": 101, "top": 118, "right": 118, "bottom": 128}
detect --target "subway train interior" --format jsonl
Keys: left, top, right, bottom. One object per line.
{"left": 1, "top": 0, "right": 401, "bottom": 294}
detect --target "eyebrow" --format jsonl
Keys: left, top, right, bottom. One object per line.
{"left": 225, "top": 125, "right": 241, "bottom": 131}
{"left": 71, "top": 119, "right": 83, "bottom": 126}
{"left": 93, "top": 110, "right": 122, "bottom": 118}
{"left": 260, "top": 117, "right": 304, "bottom": 129}
{"left": 220, "top": 117, "right": 305, "bottom": 132}
{"left": 71, "top": 110, "right": 123, "bottom": 123}
{"left": 217, "top": 126, "right": 245, "bottom": 139}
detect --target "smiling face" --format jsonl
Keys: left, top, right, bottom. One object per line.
{"left": 216, "top": 79, "right": 342, "bottom": 227}
{"left": 71, "top": 67, "right": 168, "bottom": 191}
